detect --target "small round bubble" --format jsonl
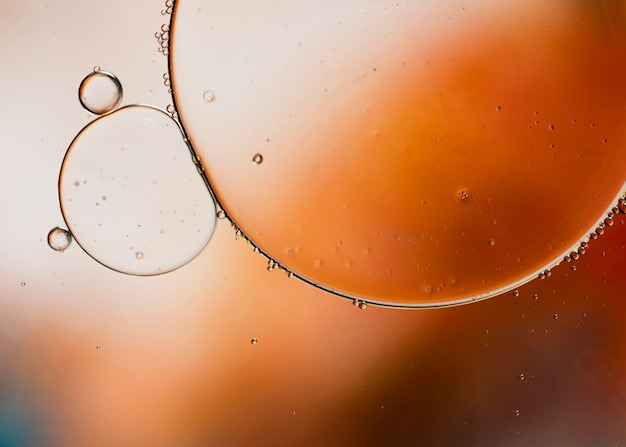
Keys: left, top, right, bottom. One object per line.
{"left": 78, "top": 68, "right": 123, "bottom": 115}
{"left": 47, "top": 227, "right": 72, "bottom": 252}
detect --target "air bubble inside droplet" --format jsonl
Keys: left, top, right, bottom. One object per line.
{"left": 203, "top": 90, "right": 215, "bottom": 102}
{"left": 78, "top": 68, "right": 123, "bottom": 115}
{"left": 58, "top": 105, "right": 216, "bottom": 275}
{"left": 47, "top": 227, "right": 72, "bottom": 252}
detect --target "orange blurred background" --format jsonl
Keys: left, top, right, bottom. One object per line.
{"left": 1, "top": 1, "right": 626, "bottom": 446}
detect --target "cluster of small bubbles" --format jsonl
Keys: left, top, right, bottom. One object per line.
{"left": 512, "top": 289, "right": 520, "bottom": 297}
{"left": 353, "top": 300, "right": 367, "bottom": 310}
{"left": 457, "top": 190, "right": 471, "bottom": 200}
{"left": 217, "top": 210, "right": 226, "bottom": 219}
{"left": 155, "top": 23, "right": 170, "bottom": 56}
{"left": 267, "top": 259, "right": 279, "bottom": 271}
{"left": 250, "top": 338, "right": 258, "bottom": 345}
{"left": 47, "top": 227, "right": 72, "bottom": 252}
{"left": 252, "top": 153, "right": 264, "bottom": 165}
{"left": 518, "top": 373, "right": 525, "bottom": 381}
{"left": 161, "top": 0, "right": 173, "bottom": 15}
{"left": 162, "top": 73, "right": 172, "bottom": 93}
{"left": 166, "top": 104, "right": 178, "bottom": 119}
{"left": 203, "top": 90, "right": 216, "bottom": 103}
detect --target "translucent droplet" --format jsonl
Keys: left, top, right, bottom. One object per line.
{"left": 78, "top": 68, "right": 123, "bottom": 115}
{"left": 203, "top": 90, "right": 215, "bottom": 102}
{"left": 250, "top": 338, "right": 258, "bottom": 345}
{"left": 252, "top": 153, "right": 264, "bottom": 165}
{"left": 47, "top": 227, "right": 72, "bottom": 252}
{"left": 58, "top": 105, "right": 216, "bottom": 275}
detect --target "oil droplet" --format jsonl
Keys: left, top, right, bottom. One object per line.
{"left": 250, "top": 338, "right": 258, "bottom": 345}
{"left": 252, "top": 153, "right": 264, "bottom": 165}
{"left": 58, "top": 105, "right": 216, "bottom": 275}
{"left": 78, "top": 68, "right": 123, "bottom": 115}
{"left": 203, "top": 90, "right": 215, "bottom": 102}
{"left": 47, "top": 227, "right": 72, "bottom": 252}
{"left": 217, "top": 210, "right": 226, "bottom": 219}
{"left": 518, "top": 373, "right": 525, "bottom": 381}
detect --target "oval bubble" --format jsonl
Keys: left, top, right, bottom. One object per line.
{"left": 59, "top": 105, "right": 216, "bottom": 275}
{"left": 170, "top": 1, "right": 626, "bottom": 307}
{"left": 78, "top": 68, "right": 123, "bottom": 115}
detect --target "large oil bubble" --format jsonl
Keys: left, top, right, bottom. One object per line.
{"left": 59, "top": 105, "right": 216, "bottom": 275}
{"left": 169, "top": 1, "right": 626, "bottom": 307}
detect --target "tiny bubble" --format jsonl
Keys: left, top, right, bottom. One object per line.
{"left": 553, "top": 313, "right": 559, "bottom": 319}
{"left": 135, "top": 252, "right": 144, "bottom": 260}
{"left": 533, "top": 293, "right": 539, "bottom": 300}
{"left": 20, "top": 281, "right": 26, "bottom": 287}
{"left": 73, "top": 180, "right": 80, "bottom": 187}
{"left": 518, "top": 373, "right": 525, "bottom": 381}
{"left": 358, "top": 301, "right": 368, "bottom": 310}
{"left": 488, "top": 238, "right": 496, "bottom": 246}
{"left": 514, "top": 409, "right": 521, "bottom": 417}
{"left": 512, "top": 289, "right": 520, "bottom": 297}
{"left": 96, "top": 346, "right": 102, "bottom": 350}
{"left": 571, "top": 265, "right": 577, "bottom": 271}
{"left": 203, "top": 90, "right": 215, "bottom": 102}
{"left": 252, "top": 153, "right": 263, "bottom": 165}
{"left": 217, "top": 210, "right": 226, "bottom": 219}
{"left": 250, "top": 338, "right": 258, "bottom": 345}
{"left": 548, "top": 124, "right": 555, "bottom": 131}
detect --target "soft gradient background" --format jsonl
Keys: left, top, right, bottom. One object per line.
{"left": 1, "top": 1, "right": 626, "bottom": 446}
